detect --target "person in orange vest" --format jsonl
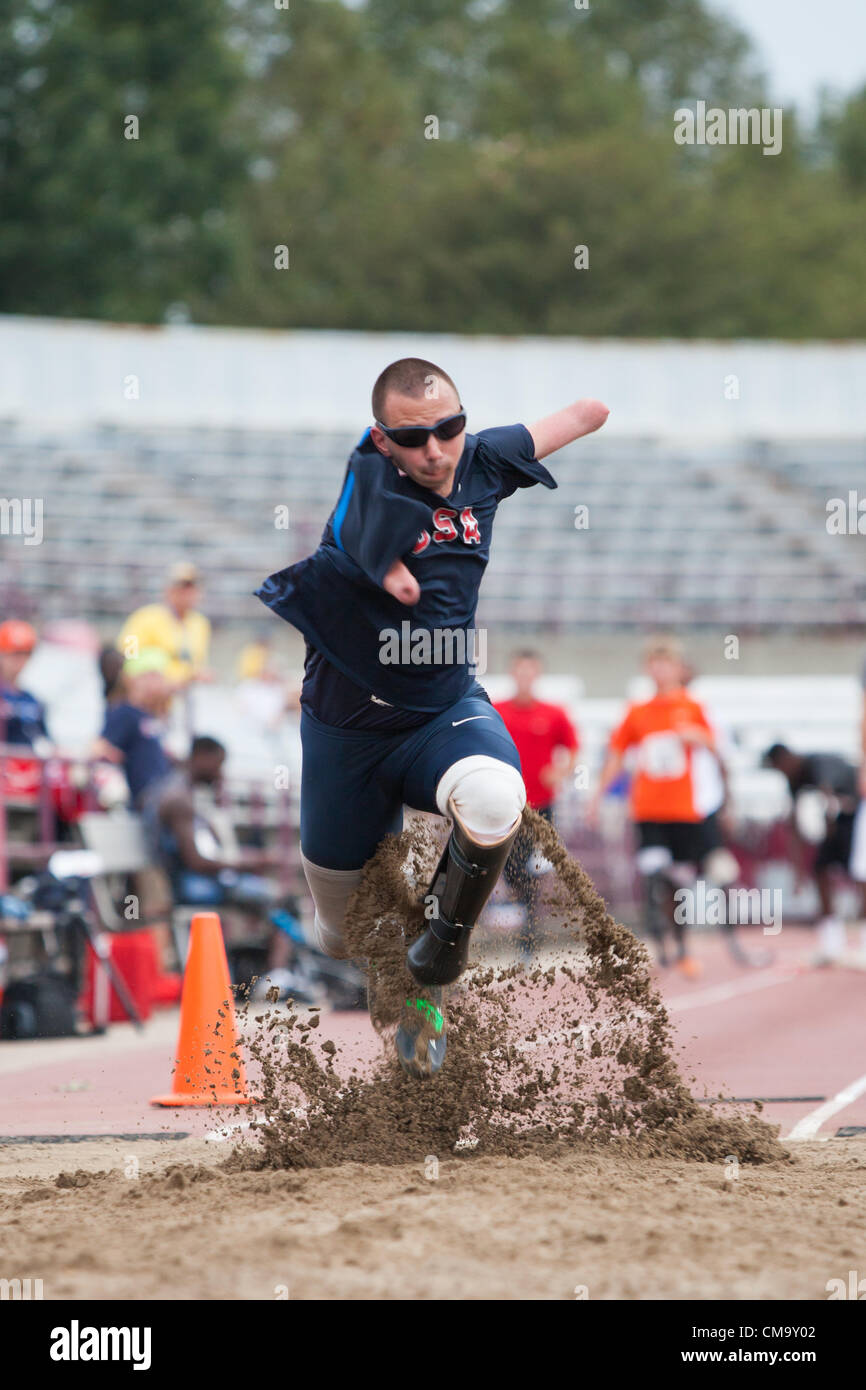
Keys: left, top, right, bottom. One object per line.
{"left": 589, "top": 636, "right": 717, "bottom": 977}
{"left": 494, "top": 651, "right": 579, "bottom": 953}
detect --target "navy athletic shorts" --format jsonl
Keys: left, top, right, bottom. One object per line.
{"left": 300, "top": 690, "right": 522, "bottom": 869}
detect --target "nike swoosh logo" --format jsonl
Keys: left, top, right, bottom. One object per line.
{"left": 451, "top": 716, "right": 491, "bottom": 726}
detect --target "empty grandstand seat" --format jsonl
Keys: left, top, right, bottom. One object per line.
{"left": 5, "top": 424, "right": 866, "bottom": 629}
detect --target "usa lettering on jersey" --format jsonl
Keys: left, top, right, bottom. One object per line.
{"left": 412, "top": 506, "right": 480, "bottom": 554}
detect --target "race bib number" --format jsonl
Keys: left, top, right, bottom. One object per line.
{"left": 639, "top": 732, "right": 687, "bottom": 780}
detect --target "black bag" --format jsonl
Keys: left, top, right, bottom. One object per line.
{"left": 0, "top": 971, "right": 78, "bottom": 1039}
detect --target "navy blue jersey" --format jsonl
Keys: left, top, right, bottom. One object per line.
{"left": 256, "top": 423, "right": 556, "bottom": 714}
{"left": 0, "top": 684, "right": 49, "bottom": 748}
{"left": 102, "top": 701, "right": 171, "bottom": 805}
{"left": 301, "top": 645, "right": 432, "bottom": 730}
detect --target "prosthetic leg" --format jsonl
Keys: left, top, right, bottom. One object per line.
{"left": 394, "top": 986, "right": 448, "bottom": 1080}
{"left": 397, "top": 758, "right": 525, "bottom": 1079}
{"left": 408, "top": 806, "right": 521, "bottom": 986}
{"left": 637, "top": 845, "right": 682, "bottom": 969}
{"left": 639, "top": 845, "right": 704, "bottom": 978}
{"left": 643, "top": 869, "right": 673, "bottom": 967}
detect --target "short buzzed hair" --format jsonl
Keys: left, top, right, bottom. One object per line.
{"left": 372, "top": 358, "right": 459, "bottom": 422}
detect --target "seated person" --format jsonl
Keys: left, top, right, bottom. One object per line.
{"left": 90, "top": 648, "right": 173, "bottom": 807}
{"left": 142, "top": 736, "right": 275, "bottom": 905}
{"left": 0, "top": 620, "right": 51, "bottom": 755}
{"left": 142, "top": 736, "right": 316, "bottom": 998}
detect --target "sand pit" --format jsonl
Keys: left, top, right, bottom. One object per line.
{"left": 2, "top": 1134, "right": 865, "bottom": 1299}
{"left": 5, "top": 812, "right": 861, "bottom": 1302}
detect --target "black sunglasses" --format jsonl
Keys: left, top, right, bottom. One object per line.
{"left": 375, "top": 409, "right": 466, "bottom": 449}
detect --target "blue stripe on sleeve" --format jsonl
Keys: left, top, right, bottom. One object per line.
{"left": 332, "top": 471, "right": 355, "bottom": 552}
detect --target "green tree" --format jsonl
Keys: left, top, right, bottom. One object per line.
{"left": 3, "top": 0, "right": 865, "bottom": 337}
{"left": 826, "top": 84, "right": 866, "bottom": 191}
{"left": 0, "top": 0, "right": 247, "bottom": 319}
{"left": 214, "top": 0, "right": 866, "bottom": 337}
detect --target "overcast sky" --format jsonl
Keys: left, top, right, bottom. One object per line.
{"left": 706, "top": 0, "right": 866, "bottom": 113}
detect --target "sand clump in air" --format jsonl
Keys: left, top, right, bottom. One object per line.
{"left": 229, "top": 809, "right": 786, "bottom": 1172}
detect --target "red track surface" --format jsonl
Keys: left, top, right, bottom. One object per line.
{"left": 2, "top": 927, "right": 864, "bottom": 1143}
{"left": 661, "top": 928, "right": 866, "bottom": 1137}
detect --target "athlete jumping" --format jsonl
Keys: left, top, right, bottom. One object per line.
{"left": 256, "top": 358, "right": 609, "bottom": 1077}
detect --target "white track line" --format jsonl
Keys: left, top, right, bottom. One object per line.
{"left": 205, "top": 1111, "right": 300, "bottom": 1142}
{"left": 205, "top": 1117, "right": 264, "bottom": 1143}
{"left": 205, "top": 1096, "right": 340, "bottom": 1142}
{"left": 665, "top": 969, "right": 793, "bottom": 1013}
{"left": 501, "top": 971, "right": 794, "bottom": 1052}
{"left": 786, "top": 1072, "right": 866, "bottom": 1141}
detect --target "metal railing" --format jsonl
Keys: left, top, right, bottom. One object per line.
{"left": 0, "top": 746, "right": 303, "bottom": 898}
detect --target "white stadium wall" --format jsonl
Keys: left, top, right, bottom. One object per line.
{"left": 1, "top": 314, "right": 865, "bottom": 441}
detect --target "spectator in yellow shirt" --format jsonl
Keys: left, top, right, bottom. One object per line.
{"left": 118, "top": 563, "right": 213, "bottom": 696}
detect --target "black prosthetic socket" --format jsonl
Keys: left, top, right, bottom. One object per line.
{"left": 643, "top": 869, "right": 674, "bottom": 964}
{"left": 407, "top": 814, "right": 520, "bottom": 986}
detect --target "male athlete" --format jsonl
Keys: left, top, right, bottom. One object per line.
{"left": 256, "top": 359, "right": 609, "bottom": 1076}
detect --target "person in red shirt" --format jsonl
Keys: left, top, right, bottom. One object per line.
{"left": 589, "top": 637, "right": 717, "bottom": 977}
{"left": 494, "top": 651, "right": 579, "bottom": 953}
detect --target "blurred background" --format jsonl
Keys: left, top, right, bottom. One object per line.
{"left": 1, "top": 0, "right": 866, "bottom": 1029}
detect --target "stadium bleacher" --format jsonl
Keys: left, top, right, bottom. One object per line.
{"left": 2, "top": 423, "right": 865, "bottom": 629}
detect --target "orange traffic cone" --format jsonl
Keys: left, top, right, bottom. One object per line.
{"left": 151, "top": 912, "right": 253, "bottom": 1107}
